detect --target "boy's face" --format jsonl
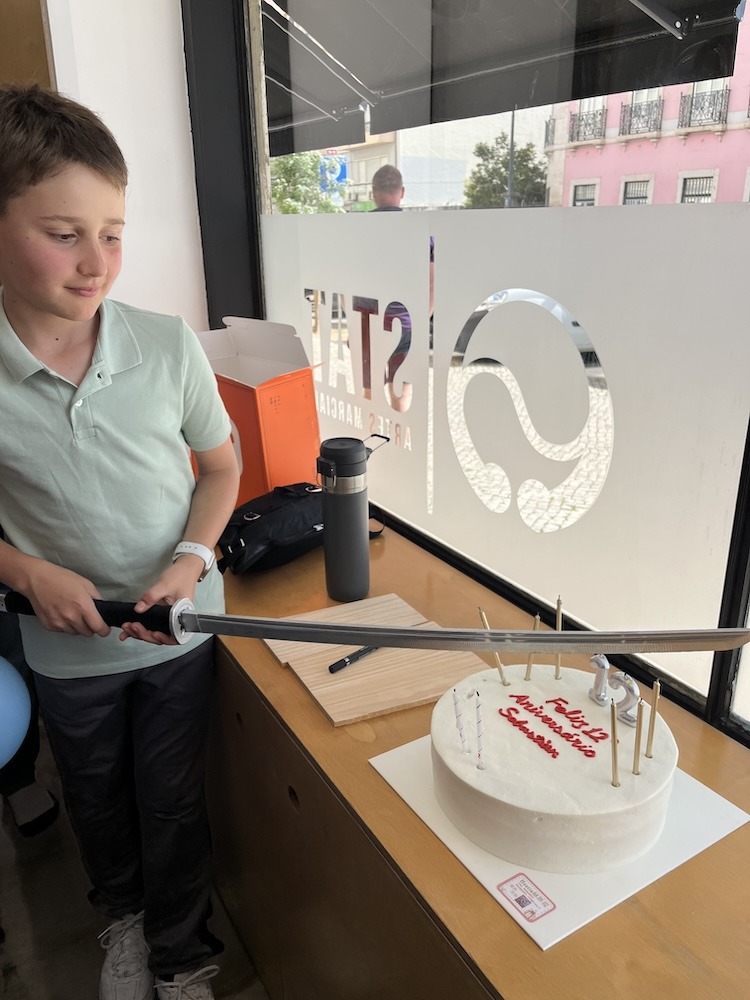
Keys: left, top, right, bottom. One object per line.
{"left": 0, "top": 163, "right": 125, "bottom": 334}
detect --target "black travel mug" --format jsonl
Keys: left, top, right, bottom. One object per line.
{"left": 317, "top": 437, "right": 370, "bottom": 602}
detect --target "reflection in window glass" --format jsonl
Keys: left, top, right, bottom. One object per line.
{"left": 262, "top": 16, "right": 750, "bottom": 216}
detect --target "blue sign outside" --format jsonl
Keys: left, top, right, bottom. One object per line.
{"left": 320, "top": 155, "right": 348, "bottom": 190}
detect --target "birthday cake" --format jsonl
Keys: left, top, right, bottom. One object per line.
{"left": 430, "top": 664, "right": 678, "bottom": 874}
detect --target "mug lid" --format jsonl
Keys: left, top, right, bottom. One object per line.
{"left": 319, "top": 437, "right": 367, "bottom": 475}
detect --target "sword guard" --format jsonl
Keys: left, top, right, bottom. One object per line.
{"left": 169, "top": 597, "right": 195, "bottom": 644}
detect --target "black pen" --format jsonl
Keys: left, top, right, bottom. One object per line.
{"left": 328, "top": 645, "right": 379, "bottom": 674}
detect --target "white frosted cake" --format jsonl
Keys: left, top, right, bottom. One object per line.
{"left": 431, "top": 664, "right": 678, "bottom": 874}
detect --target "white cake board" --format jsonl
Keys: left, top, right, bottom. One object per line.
{"left": 370, "top": 736, "right": 749, "bottom": 950}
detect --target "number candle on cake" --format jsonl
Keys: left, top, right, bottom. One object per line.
{"left": 589, "top": 653, "right": 610, "bottom": 706}
{"left": 431, "top": 662, "right": 678, "bottom": 874}
{"left": 555, "top": 596, "right": 563, "bottom": 680}
{"left": 609, "top": 671, "right": 640, "bottom": 727}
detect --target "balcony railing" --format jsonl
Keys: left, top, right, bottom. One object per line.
{"left": 568, "top": 108, "right": 606, "bottom": 142}
{"left": 678, "top": 88, "right": 730, "bottom": 128}
{"left": 545, "top": 117, "right": 555, "bottom": 147}
{"left": 619, "top": 98, "right": 663, "bottom": 136}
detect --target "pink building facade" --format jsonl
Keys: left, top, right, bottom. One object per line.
{"left": 546, "top": 19, "right": 750, "bottom": 207}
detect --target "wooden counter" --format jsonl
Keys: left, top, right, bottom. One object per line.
{"left": 206, "top": 529, "right": 750, "bottom": 1000}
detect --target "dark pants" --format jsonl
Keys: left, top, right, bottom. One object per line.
{"left": 0, "top": 612, "right": 39, "bottom": 796}
{"left": 34, "top": 640, "right": 220, "bottom": 977}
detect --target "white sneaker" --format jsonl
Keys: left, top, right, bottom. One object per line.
{"left": 98, "top": 911, "right": 154, "bottom": 1000}
{"left": 155, "top": 965, "right": 219, "bottom": 999}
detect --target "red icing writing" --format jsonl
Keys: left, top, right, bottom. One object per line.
{"left": 543, "top": 697, "right": 609, "bottom": 743}
{"left": 503, "top": 694, "right": 606, "bottom": 759}
{"left": 497, "top": 707, "right": 559, "bottom": 758}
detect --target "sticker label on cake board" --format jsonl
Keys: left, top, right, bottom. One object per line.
{"left": 497, "top": 874, "right": 556, "bottom": 922}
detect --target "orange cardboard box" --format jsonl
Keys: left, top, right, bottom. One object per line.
{"left": 197, "top": 317, "right": 320, "bottom": 506}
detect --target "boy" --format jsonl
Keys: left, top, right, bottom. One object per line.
{"left": 0, "top": 85, "right": 240, "bottom": 1000}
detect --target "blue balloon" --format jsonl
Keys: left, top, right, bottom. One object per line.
{"left": 0, "top": 654, "right": 31, "bottom": 769}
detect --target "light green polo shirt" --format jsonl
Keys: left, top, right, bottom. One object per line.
{"left": 0, "top": 295, "right": 232, "bottom": 678}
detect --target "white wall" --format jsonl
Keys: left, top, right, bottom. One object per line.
{"left": 45, "top": 0, "right": 208, "bottom": 331}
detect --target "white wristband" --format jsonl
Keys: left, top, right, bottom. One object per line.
{"left": 172, "top": 541, "right": 216, "bottom": 581}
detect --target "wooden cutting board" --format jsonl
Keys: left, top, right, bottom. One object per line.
{"left": 264, "top": 594, "right": 486, "bottom": 726}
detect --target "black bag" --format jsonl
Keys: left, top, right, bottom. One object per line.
{"left": 217, "top": 483, "right": 324, "bottom": 575}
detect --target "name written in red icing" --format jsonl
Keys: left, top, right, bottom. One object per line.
{"left": 498, "top": 693, "right": 610, "bottom": 760}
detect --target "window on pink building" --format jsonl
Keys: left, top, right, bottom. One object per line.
{"left": 681, "top": 176, "right": 713, "bottom": 203}
{"left": 623, "top": 180, "right": 649, "bottom": 205}
{"left": 572, "top": 183, "right": 596, "bottom": 207}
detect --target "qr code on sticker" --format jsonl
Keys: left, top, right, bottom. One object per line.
{"left": 514, "top": 894, "right": 532, "bottom": 908}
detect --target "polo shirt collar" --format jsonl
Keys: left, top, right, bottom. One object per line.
{"left": 0, "top": 294, "right": 142, "bottom": 384}
{"left": 95, "top": 299, "right": 143, "bottom": 376}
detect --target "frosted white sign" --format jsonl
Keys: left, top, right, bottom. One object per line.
{"left": 262, "top": 205, "right": 750, "bottom": 694}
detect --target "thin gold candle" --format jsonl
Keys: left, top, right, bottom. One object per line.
{"left": 525, "top": 614, "right": 541, "bottom": 681}
{"left": 645, "top": 679, "right": 661, "bottom": 758}
{"left": 478, "top": 607, "right": 509, "bottom": 686}
{"left": 632, "top": 699, "right": 644, "bottom": 775}
{"left": 610, "top": 699, "right": 620, "bottom": 787}
{"left": 555, "top": 595, "right": 563, "bottom": 679}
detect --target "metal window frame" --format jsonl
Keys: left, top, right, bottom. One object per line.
{"left": 623, "top": 179, "right": 650, "bottom": 204}
{"left": 572, "top": 182, "right": 597, "bottom": 206}
{"left": 682, "top": 174, "right": 714, "bottom": 201}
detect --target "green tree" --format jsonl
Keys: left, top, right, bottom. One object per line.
{"left": 270, "top": 152, "right": 346, "bottom": 214}
{"left": 464, "top": 133, "right": 547, "bottom": 209}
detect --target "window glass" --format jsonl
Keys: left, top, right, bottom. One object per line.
{"left": 573, "top": 183, "right": 597, "bottom": 206}
{"left": 623, "top": 180, "right": 649, "bottom": 204}
{"left": 734, "top": 644, "right": 750, "bottom": 726}
{"left": 255, "top": 4, "right": 749, "bottom": 702}
{"left": 633, "top": 88, "right": 661, "bottom": 103}
{"left": 681, "top": 175, "right": 713, "bottom": 202}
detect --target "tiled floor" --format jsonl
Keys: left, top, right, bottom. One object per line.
{"left": 0, "top": 725, "right": 269, "bottom": 1000}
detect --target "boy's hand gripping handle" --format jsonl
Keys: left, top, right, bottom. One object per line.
{"left": 0, "top": 590, "right": 174, "bottom": 635}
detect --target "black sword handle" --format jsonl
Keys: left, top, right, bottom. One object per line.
{"left": 1, "top": 590, "right": 173, "bottom": 633}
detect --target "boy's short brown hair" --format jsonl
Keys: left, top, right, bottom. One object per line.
{"left": 0, "top": 85, "right": 128, "bottom": 216}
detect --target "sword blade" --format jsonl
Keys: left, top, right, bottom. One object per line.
{"left": 179, "top": 611, "right": 750, "bottom": 655}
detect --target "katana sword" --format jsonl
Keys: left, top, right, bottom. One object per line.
{"left": 1, "top": 590, "right": 749, "bottom": 655}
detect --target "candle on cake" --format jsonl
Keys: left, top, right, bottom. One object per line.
{"left": 478, "top": 607, "right": 509, "bottom": 686}
{"left": 555, "top": 595, "right": 563, "bottom": 679}
{"left": 645, "top": 679, "right": 661, "bottom": 759}
{"left": 610, "top": 699, "right": 620, "bottom": 788}
{"left": 525, "top": 613, "right": 541, "bottom": 681}
{"left": 476, "top": 690, "right": 486, "bottom": 770}
{"left": 452, "top": 687, "right": 468, "bottom": 753}
{"left": 633, "top": 699, "right": 644, "bottom": 775}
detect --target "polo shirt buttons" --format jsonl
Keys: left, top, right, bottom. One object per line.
{"left": 74, "top": 399, "right": 83, "bottom": 407}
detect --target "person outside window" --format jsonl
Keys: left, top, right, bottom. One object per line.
{"left": 370, "top": 166, "right": 433, "bottom": 411}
